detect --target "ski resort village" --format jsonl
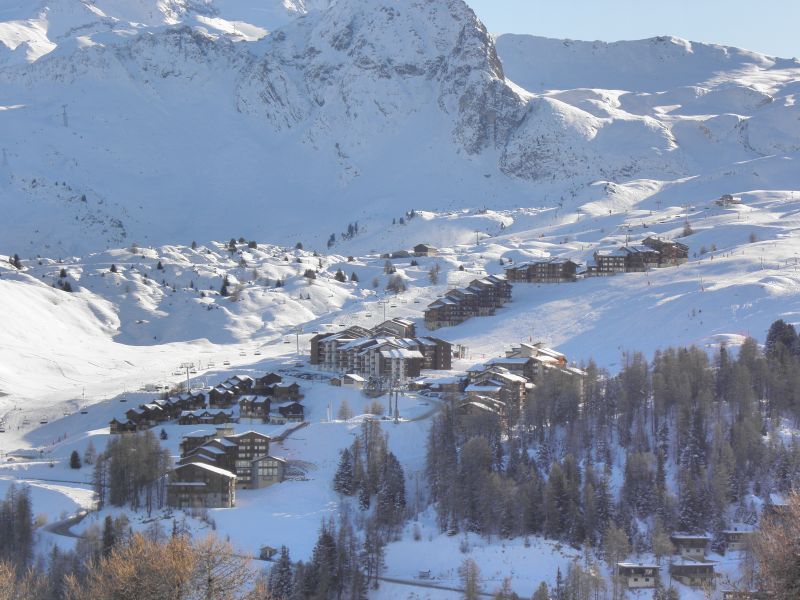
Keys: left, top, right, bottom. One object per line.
{"left": 2, "top": 0, "right": 800, "bottom": 599}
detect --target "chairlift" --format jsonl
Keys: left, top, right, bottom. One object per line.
{"left": 223, "top": 360, "right": 231, "bottom": 366}
{"left": 80, "top": 407, "right": 88, "bottom": 414}
{"left": 39, "top": 418, "right": 48, "bottom": 425}
{"left": 239, "top": 351, "right": 247, "bottom": 356}
{"left": 254, "top": 350, "right": 262, "bottom": 356}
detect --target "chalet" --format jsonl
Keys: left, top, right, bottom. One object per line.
{"left": 167, "top": 462, "right": 236, "bottom": 509}
{"left": 390, "top": 250, "right": 411, "bottom": 259}
{"left": 239, "top": 395, "right": 271, "bottom": 420}
{"left": 228, "top": 375, "right": 254, "bottom": 392}
{"left": 174, "top": 391, "right": 207, "bottom": 411}
{"left": 109, "top": 418, "right": 137, "bottom": 434}
{"left": 617, "top": 564, "right": 660, "bottom": 589}
{"left": 277, "top": 401, "right": 305, "bottom": 423}
{"left": 252, "top": 455, "right": 287, "bottom": 488}
{"left": 178, "top": 409, "right": 234, "bottom": 426}
{"left": 342, "top": 373, "right": 366, "bottom": 389}
{"left": 253, "top": 373, "right": 282, "bottom": 394}
{"left": 425, "top": 276, "right": 512, "bottom": 330}
{"left": 413, "top": 244, "right": 437, "bottom": 257}
{"left": 593, "top": 248, "right": 628, "bottom": 275}
{"left": 458, "top": 396, "right": 506, "bottom": 420}
{"left": 642, "top": 236, "right": 689, "bottom": 265}
{"left": 179, "top": 427, "right": 229, "bottom": 455}
{"left": 268, "top": 411, "right": 288, "bottom": 425}
{"left": 669, "top": 562, "right": 715, "bottom": 587}
{"left": 465, "top": 367, "right": 529, "bottom": 419}
{"left": 504, "top": 258, "right": 579, "bottom": 283}
{"left": 411, "top": 375, "right": 467, "bottom": 396}
{"left": 372, "top": 317, "right": 416, "bottom": 338}
{"left": 209, "top": 385, "right": 236, "bottom": 408}
{"left": 722, "top": 529, "right": 755, "bottom": 552}
{"left": 671, "top": 534, "right": 711, "bottom": 560}
{"left": 273, "top": 383, "right": 302, "bottom": 401}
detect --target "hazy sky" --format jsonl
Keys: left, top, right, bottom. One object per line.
{"left": 466, "top": 0, "right": 800, "bottom": 59}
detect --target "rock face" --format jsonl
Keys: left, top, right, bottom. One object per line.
{"left": 1, "top": 0, "right": 799, "bottom": 254}
{"left": 237, "top": 0, "right": 527, "bottom": 154}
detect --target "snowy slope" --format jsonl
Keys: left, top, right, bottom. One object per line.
{"left": 1, "top": 0, "right": 798, "bottom": 257}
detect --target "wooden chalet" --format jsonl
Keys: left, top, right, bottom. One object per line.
{"left": 671, "top": 534, "right": 710, "bottom": 560}
{"left": 178, "top": 409, "right": 234, "bottom": 426}
{"left": 413, "top": 243, "right": 437, "bottom": 257}
{"left": 167, "top": 462, "right": 236, "bottom": 509}
{"left": 209, "top": 384, "right": 237, "bottom": 408}
{"left": 272, "top": 382, "right": 301, "bottom": 401}
{"left": 504, "top": 258, "right": 579, "bottom": 283}
{"left": 642, "top": 236, "right": 689, "bottom": 265}
{"left": 720, "top": 529, "right": 754, "bottom": 552}
{"left": 239, "top": 395, "right": 270, "bottom": 420}
{"left": 109, "top": 418, "right": 138, "bottom": 434}
{"left": 372, "top": 317, "right": 416, "bottom": 338}
{"left": 425, "top": 276, "right": 512, "bottom": 330}
{"left": 669, "top": 562, "right": 715, "bottom": 587}
{"left": 253, "top": 372, "right": 282, "bottom": 394}
{"left": 277, "top": 401, "right": 305, "bottom": 423}
{"left": 617, "top": 564, "right": 660, "bottom": 589}
{"left": 341, "top": 373, "right": 366, "bottom": 389}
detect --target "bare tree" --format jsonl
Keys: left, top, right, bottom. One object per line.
{"left": 755, "top": 493, "right": 800, "bottom": 599}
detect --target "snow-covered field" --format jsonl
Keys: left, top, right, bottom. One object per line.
{"left": 1, "top": 0, "right": 798, "bottom": 597}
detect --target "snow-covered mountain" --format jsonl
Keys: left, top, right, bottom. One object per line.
{"left": 2, "top": 0, "right": 800, "bottom": 410}
{"left": 2, "top": 0, "right": 798, "bottom": 256}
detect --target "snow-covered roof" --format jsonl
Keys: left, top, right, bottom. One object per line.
{"left": 175, "top": 462, "right": 236, "bottom": 478}
{"left": 380, "top": 348, "right": 424, "bottom": 359}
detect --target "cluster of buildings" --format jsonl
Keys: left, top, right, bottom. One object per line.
{"left": 618, "top": 530, "right": 757, "bottom": 591}
{"left": 167, "top": 425, "right": 287, "bottom": 509}
{"left": 424, "top": 275, "right": 512, "bottom": 330}
{"left": 503, "top": 237, "right": 689, "bottom": 283}
{"left": 459, "top": 342, "right": 585, "bottom": 425}
{"left": 310, "top": 318, "right": 452, "bottom": 387}
{"left": 590, "top": 236, "right": 689, "bottom": 275}
{"left": 109, "top": 372, "right": 304, "bottom": 433}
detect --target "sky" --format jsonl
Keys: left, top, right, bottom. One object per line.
{"left": 466, "top": 0, "right": 800, "bottom": 59}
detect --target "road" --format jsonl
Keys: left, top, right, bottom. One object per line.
{"left": 377, "top": 575, "right": 497, "bottom": 597}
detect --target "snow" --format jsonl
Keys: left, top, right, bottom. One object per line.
{"left": 0, "top": 0, "right": 797, "bottom": 596}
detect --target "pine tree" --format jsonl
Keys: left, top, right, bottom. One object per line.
{"left": 10, "top": 254, "right": 22, "bottom": 269}
{"left": 102, "top": 515, "right": 115, "bottom": 557}
{"left": 59, "top": 267, "right": 67, "bottom": 278}
{"left": 350, "top": 272, "right": 359, "bottom": 283}
{"left": 110, "top": 263, "right": 117, "bottom": 273}
{"left": 333, "top": 448, "right": 355, "bottom": 496}
{"left": 268, "top": 546, "right": 294, "bottom": 600}
{"left": 69, "top": 450, "right": 82, "bottom": 469}
{"left": 156, "top": 260, "right": 163, "bottom": 270}
{"left": 334, "top": 269, "right": 347, "bottom": 283}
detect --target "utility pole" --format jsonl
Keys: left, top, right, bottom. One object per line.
{"left": 294, "top": 326, "right": 303, "bottom": 355}
{"left": 376, "top": 299, "right": 388, "bottom": 321}
{"left": 62, "top": 105, "right": 68, "bottom": 128}
{"left": 180, "top": 362, "right": 194, "bottom": 393}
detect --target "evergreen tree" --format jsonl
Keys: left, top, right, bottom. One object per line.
{"left": 267, "top": 546, "right": 294, "bottom": 600}
{"left": 69, "top": 450, "right": 82, "bottom": 469}
{"left": 109, "top": 263, "right": 117, "bottom": 273}
{"left": 102, "top": 515, "right": 116, "bottom": 557}
{"left": 333, "top": 448, "right": 355, "bottom": 496}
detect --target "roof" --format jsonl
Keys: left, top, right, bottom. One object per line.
{"left": 380, "top": 348, "right": 424, "bottom": 360}
{"left": 344, "top": 373, "right": 366, "bottom": 382}
{"left": 174, "top": 462, "right": 236, "bottom": 478}
{"left": 252, "top": 455, "right": 287, "bottom": 464}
